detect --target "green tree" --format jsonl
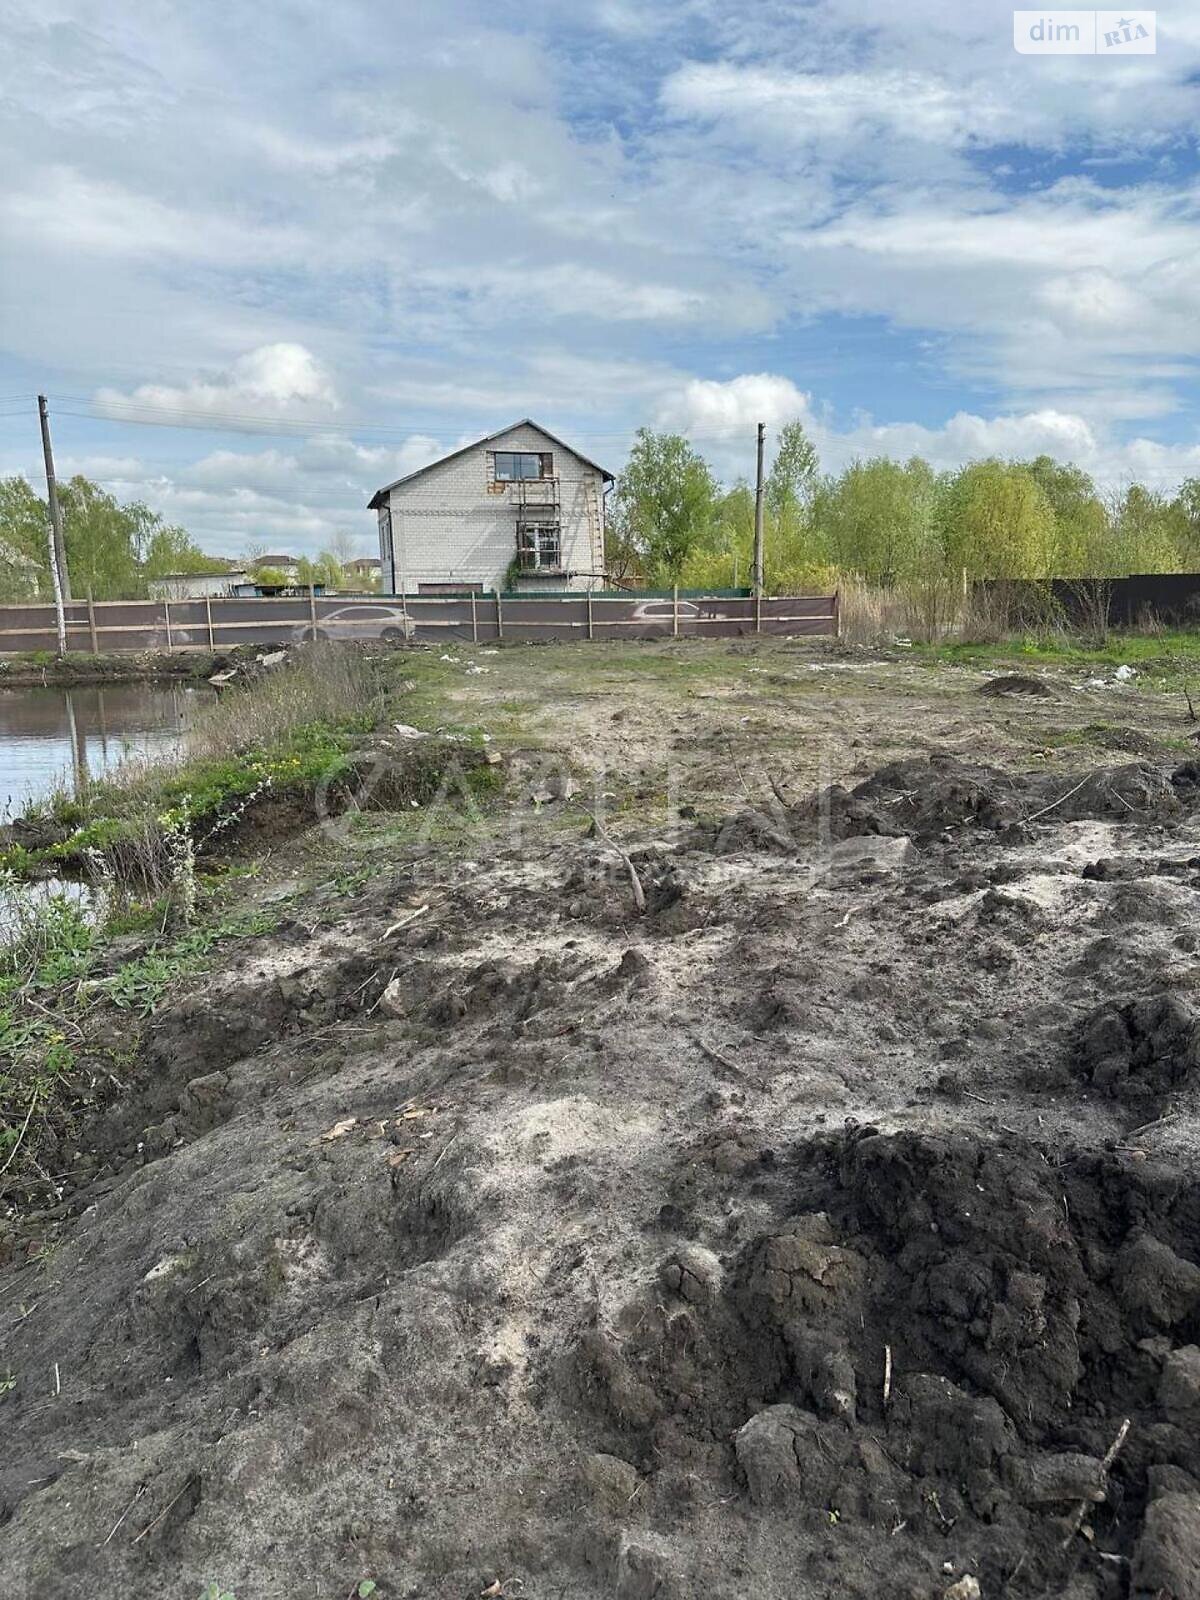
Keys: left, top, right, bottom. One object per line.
{"left": 1109, "top": 484, "right": 1182, "bottom": 575}
{"left": 938, "top": 460, "right": 1055, "bottom": 579}
{"left": 143, "top": 523, "right": 216, "bottom": 581}
{"left": 252, "top": 566, "right": 290, "bottom": 588}
{"left": 1170, "top": 477, "right": 1200, "bottom": 568}
{"left": 296, "top": 551, "right": 347, "bottom": 590}
{"left": 603, "top": 490, "right": 642, "bottom": 585}
{"left": 619, "top": 429, "right": 717, "bottom": 581}
{"left": 1023, "top": 456, "right": 1108, "bottom": 575}
{"left": 0, "top": 477, "right": 51, "bottom": 583}
{"left": 765, "top": 420, "right": 819, "bottom": 522}
{"left": 56, "top": 477, "right": 143, "bottom": 598}
{"left": 819, "top": 457, "right": 939, "bottom": 582}
{"left": 678, "top": 482, "right": 754, "bottom": 590}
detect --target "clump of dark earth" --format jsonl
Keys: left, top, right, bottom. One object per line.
{"left": 1075, "top": 992, "right": 1200, "bottom": 1111}
{"left": 572, "top": 1127, "right": 1200, "bottom": 1597}
{"left": 709, "top": 755, "right": 1199, "bottom": 853}
{"left": 978, "top": 674, "right": 1055, "bottom": 698}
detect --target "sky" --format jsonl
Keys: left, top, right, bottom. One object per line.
{"left": 2, "top": 0, "right": 1200, "bottom": 559}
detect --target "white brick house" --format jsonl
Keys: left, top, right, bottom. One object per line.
{"left": 367, "top": 419, "right": 612, "bottom": 594}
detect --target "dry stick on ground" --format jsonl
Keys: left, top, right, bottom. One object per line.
{"left": 0, "top": 1091, "right": 40, "bottom": 1180}
{"left": 1060, "top": 1417, "right": 1132, "bottom": 1550}
{"left": 588, "top": 814, "right": 646, "bottom": 914}
{"left": 97, "top": 1484, "right": 146, "bottom": 1548}
{"left": 1127, "top": 1111, "right": 1181, "bottom": 1140}
{"left": 768, "top": 772, "right": 791, "bottom": 810}
{"left": 131, "top": 1474, "right": 199, "bottom": 1545}
{"left": 1023, "top": 773, "right": 1092, "bottom": 826}
{"left": 721, "top": 724, "right": 756, "bottom": 806}
{"left": 1185, "top": 682, "right": 1197, "bottom": 724}
{"left": 693, "top": 1034, "right": 751, "bottom": 1082}
{"left": 383, "top": 904, "right": 430, "bottom": 939}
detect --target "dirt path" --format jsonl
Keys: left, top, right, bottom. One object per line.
{"left": 3, "top": 641, "right": 1200, "bottom": 1599}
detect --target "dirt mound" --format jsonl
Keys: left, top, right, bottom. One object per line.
{"left": 1075, "top": 993, "right": 1200, "bottom": 1110}
{"left": 978, "top": 673, "right": 1055, "bottom": 697}
{"left": 570, "top": 1127, "right": 1200, "bottom": 1596}
{"left": 710, "top": 756, "right": 1195, "bottom": 853}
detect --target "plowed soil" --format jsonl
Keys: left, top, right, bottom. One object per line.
{"left": 5, "top": 640, "right": 1200, "bottom": 1600}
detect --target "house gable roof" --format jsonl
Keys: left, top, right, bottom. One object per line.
{"left": 367, "top": 418, "right": 613, "bottom": 509}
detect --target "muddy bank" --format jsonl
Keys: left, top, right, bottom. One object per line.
{"left": 0, "top": 648, "right": 226, "bottom": 688}
{"left": 5, "top": 748, "right": 1200, "bottom": 1597}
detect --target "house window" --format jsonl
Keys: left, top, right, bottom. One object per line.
{"left": 492, "top": 451, "right": 551, "bottom": 482}
{"left": 517, "top": 523, "right": 562, "bottom": 571}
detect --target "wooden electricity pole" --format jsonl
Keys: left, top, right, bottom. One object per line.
{"left": 37, "top": 397, "right": 69, "bottom": 654}
{"left": 752, "top": 421, "right": 766, "bottom": 598}
{"left": 37, "top": 395, "right": 73, "bottom": 602}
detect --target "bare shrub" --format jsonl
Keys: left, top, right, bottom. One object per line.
{"left": 1062, "top": 578, "right": 1114, "bottom": 647}
{"left": 964, "top": 580, "right": 1063, "bottom": 643}
{"left": 896, "top": 570, "right": 965, "bottom": 645}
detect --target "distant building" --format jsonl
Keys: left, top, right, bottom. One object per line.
{"left": 345, "top": 557, "right": 381, "bottom": 578}
{"left": 367, "top": 419, "right": 612, "bottom": 594}
{"left": 250, "top": 554, "right": 303, "bottom": 581}
{"left": 148, "top": 568, "right": 249, "bottom": 599}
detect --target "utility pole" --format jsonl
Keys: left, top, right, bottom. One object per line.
{"left": 37, "top": 395, "right": 72, "bottom": 603}
{"left": 752, "top": 421, "right": 766, "bottom": 597}
{"left": 37, "top": 397, "right": 69, "bottom": 655}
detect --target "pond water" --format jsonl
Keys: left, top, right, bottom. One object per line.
{"left": 0, "top": 681, "right": 215, "bottom": 935}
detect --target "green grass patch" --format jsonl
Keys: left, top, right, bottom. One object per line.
{"left": 0, "top": 881, "right": 279, "bottom": 1199}
{"left": 922, "top": 629, "right": 1200, "bottom": 675}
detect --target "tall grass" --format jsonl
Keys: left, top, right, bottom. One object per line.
{"left": 185, "top": 643, "right": 386, "bottom": 763}
{"left": 837, "top": 572, "right": 968, "bottom": 645}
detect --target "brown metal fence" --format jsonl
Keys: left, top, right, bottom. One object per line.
{"left": 0, "top": 590, "right": 839, "bottom": 655}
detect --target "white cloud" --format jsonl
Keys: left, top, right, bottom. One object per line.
{"left": 651, "top": 371, "right": 1197, "bottom": 490}
{"left": 2, "top": 166, "right": 310, "bottom": 266}
{"left": 4, "top": 0, "right": 1200, "bottom": 525}
{"left": 662, "top": 63, "right": 1035, "bottom": 150}
{"left": 656, "top": 374, "right": 817, "bottom": 438}
{"left": 96, "top": 344, "right": 341, "bottom": 422}
{"left": 426, "top": 262, "right": 708, "bottom": 323}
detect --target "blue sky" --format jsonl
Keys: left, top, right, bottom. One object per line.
{"left": 2, "top": 0, "right": 1200, "bottom": 557}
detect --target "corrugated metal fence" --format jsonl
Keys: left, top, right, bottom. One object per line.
{"left": 0, "top": 591, "right": 839, "bottom": 653}
{"left": 975, "top": 574, "right": 1200, "bottom": 629}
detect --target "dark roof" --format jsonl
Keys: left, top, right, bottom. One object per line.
{"left": 367, "top": 418, "right": 613, "bottom": 509}
{"left": 251, "top": 553, "right": 301, "bottom": 567}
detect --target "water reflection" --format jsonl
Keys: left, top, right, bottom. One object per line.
{"left": 0, "top": 681, "right": 215, "bottom": 938}
{"left": 0, "top": 682, "right": 213, "bottom": 821}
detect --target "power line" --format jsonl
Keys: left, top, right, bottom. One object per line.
{"left": 35, "top": 397, "right": 761, "bottom": 449}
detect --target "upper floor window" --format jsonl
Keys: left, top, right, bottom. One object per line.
{"left": 492, "top": 450, "right": 552, "bottom": 481}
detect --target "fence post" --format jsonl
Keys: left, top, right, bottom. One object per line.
{"left": 834, "top": 590, "right": 841, "bottom": 639}
{"left": 205, "top": 596, "right": 215, "bottom": 649}
{"left": 672, "top": 584, "right": 679, "bottom": 639}
{"left": 163, "top": 600, "right": 173, "bottom": 651}
{"left": 308, "top": 583, "right": 318, "bottom": 640}
{"left": 86, "top": 590, "right": 98, "bottom": 654}
{"left": 496, "top": 590, "right": 504, "bottom": 640}
{"left": 755, "top": 590, "right": 762, "bottom": 634}
{"left": 586, "top": 587, "right": 593, "bottom": 642}
{"left": 470, "top": 590, "right": 478, "bottom": 643}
